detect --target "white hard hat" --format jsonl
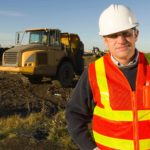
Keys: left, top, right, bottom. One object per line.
{"left": 99, "top": 4, "right": 139, "bottom": 36}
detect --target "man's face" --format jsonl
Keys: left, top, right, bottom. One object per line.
{"left": 103, "top": 29, "right": 139, "bottom": 64}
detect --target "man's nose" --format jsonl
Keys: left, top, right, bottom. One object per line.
{"left": 117, "top": 34, "right": 126, "bottom": 42}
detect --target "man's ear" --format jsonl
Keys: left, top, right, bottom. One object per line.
{"left": 135, "top": 29, "right": 139, "bottom": 41}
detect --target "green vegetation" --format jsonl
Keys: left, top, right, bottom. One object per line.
{"left": 0, "top": 111, "right": 78, "bottom": 150}
{"left": 145, "top": 53, "right": 150, "bottom": 64}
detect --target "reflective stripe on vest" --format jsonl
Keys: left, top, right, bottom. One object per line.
{"left": 93, "top": 131, "right": 150, "bottom": 150}
{"left": 93, "top": 130, "right": 134, "bottom": 149}
{"left": 95, "top": 58, "right": 111, "bottom": 110}
{"left": 94, "top": 105, "right": 150, "bottom": 121}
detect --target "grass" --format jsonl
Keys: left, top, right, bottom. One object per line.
{"left": 0, "top": 111, "right": 78, "bottom": 150}
{"left": 145, "top": 52, "right": 150, "bottom": 64}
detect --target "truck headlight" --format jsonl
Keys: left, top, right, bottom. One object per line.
{"left": 22, "top": 53, "right": 35, "bottom": 67}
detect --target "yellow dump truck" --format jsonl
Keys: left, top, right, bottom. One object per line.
{"left": 0, "top": 28, "right": 84, "bottom": 87}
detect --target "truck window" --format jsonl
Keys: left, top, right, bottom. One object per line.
{"left": 30, "top": 33, "right": 40, "bottom": 43}
{"left": 15, "top": 31, "right": 28, "bottom": 45}
{"left": 49, "top": 30, "right": 60, "bottom": 46}
{"left": 29, "top": 31, "right": 48, "bottom": 44}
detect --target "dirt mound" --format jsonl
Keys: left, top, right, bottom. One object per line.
{"left": 0, "top": 54, "right": 97, "bottom": 118}
{"left": 0, "top": 72, "right": 73, "bottom": 117}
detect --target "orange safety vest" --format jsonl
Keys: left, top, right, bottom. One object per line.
{"left": 88, "top": 52, "right": 150, "bottom": 150}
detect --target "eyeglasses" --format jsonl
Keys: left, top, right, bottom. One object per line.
{"left": 104, "top": 29, "right": 135, "bottom": 39}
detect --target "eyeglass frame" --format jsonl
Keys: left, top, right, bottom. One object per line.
{"left": 103, "top": 28, "right": 137, "bottom": 39}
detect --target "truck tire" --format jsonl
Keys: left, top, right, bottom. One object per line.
{"left": 57, "top": 62, "right": 74, "bottom": 87}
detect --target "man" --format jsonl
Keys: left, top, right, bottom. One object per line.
{"left": 66, "top": 4, "right": 150, "bottom": 150}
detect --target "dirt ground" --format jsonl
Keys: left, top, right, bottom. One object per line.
{"left": 0, "top": 54, "right": 97, "bottom": 150}
{"left": 0, "top": 71, "right": 71, "bottom": 117}
{"left": 0, "top": 54, "right": 96, "bottom": 116}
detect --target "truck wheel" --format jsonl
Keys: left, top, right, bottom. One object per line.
{"left": 57, "top": 62, "right": 74, "bottom": 87}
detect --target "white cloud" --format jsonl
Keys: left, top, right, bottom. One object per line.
{"left": 0, "top": 10, "right": 25, "bottom": 17}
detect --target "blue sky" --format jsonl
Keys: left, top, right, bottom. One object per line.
{"left": 0, "top": 0, "right": 150, "bottom": 52}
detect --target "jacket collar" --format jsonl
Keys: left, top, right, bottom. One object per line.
{"left": 110, "top": 49, "right": 139, "bottom": 68}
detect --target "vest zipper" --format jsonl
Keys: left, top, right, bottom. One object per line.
{"left": 132, "top": 91, "right": 139, "bottom": 150}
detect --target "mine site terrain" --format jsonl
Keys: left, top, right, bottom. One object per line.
{"left": 0, "top": 53, "right": 96, "bottom": 150}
